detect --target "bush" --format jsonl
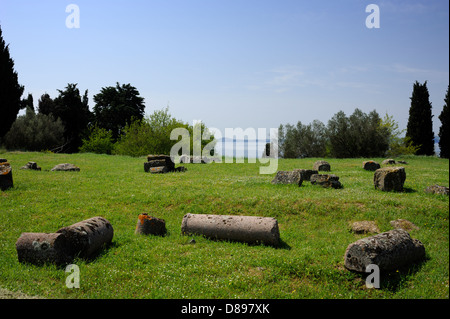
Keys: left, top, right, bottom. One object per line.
{"left": 79, "top": 125, "right": 114, "bottom": 154}
{"left": 3, "top": 108, "right": 65, "bottom": 151}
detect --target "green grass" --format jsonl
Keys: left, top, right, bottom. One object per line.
{"left": 0, "top": 151, "right": 448, "bottom": 299}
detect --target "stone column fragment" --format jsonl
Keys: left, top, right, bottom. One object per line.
{"left": 56, "top": 216, "right": 114, "bottom": 259}
{"left": 344, "top": 229, "right": 425, "bottom": 272}
{"left": 181, "top": 213, "right": 280, "bottom": 246}
{"left": 15, "top": 232, "right": 73, "bottom": 265}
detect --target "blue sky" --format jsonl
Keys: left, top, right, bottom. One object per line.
{"left": 0, "top": 0, "right": 448, "bottom": 136}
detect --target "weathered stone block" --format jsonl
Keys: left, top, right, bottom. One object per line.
{"left": 424, "top": 185, "right": 449, "bottom": 196}
{"left": 135, "top": 213, "right": 166, "bottom": 236}
{"left": 271, "top": 170, "right": 302, "bottom": 186}
{"left": 0, "top": 162, "right": 13, "bottom": 191}
{"left": 344, "top": 229, "right": 425, "bottom": 272}
{"left": 374, "top": 167, "right": 406, "bottom": 192}
{"left": 310, "top": 174, "right": 342, "bottom": 189}
{"left": 313, "top": 160, "right": 331, "bottom": 171}
{"left": 293, "top": 169, "right": 318, "bottom": 181}
{"left": 350, "top": 221, "right": 380, "bottom": 234}
{"left": 51, "top": 163, "right": 80, "bottom": 171}
{"left": 363, "top": 161, "right": 380, "bottom": 171}
{"left": 20, "top": 162, "right": 41, "bottom": 171}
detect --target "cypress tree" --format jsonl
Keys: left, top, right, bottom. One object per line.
{"left": 438, "top": 85, "right": 449, "bottom": 158}
{"left": 406, "top": 81, "right": 435, "bottom": 156}
{"left": 0, "top": 25, "right": 25, "bottom": 141}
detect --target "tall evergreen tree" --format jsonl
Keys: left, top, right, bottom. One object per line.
{"left": 438, "top": 85, "right": 449, "bottom": 158}
{"left": 0, "top": 25, "right": 25, "bottom": 141}
{"left": 406, "top": 81, "right": 435, "bottom": 155}
{"left": 40, "top": 84, "right": 92, "bottom": 153}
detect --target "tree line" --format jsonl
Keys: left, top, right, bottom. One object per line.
{"left": 278, "top": 81, "right": 448, "bottom": 159}
{"left": 1, "top": 25, "right": 448, "bottom": 158}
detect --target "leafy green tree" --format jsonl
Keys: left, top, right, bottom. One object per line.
{"left": 0, "top": 25, "right": 25, "bottom": 141}
{"left": 327, "top": 109, "right": 389, "bottom": 158}
{"left": 327, "top": 111, "right": 352, "bottom": 158}
{"left": 113, "top": 108, "right": 189, "bottom": 157}
{"left": 406, "top": 81, "right": 435, "bottom": 155}
{"left": 3, "top": 107, "right": 65, "bottom": 151}
{"left": 380, "top": 113, "right": 420, "bottom": 157}
{"left": 93, "top": 83, "right": 145, "bottom": 141}
{"left": 438, "top": 85, "right": 449, "bottom": 158}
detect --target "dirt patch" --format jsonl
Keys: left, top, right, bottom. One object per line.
{"left": 0, "top": 287, "right": 41, "bottom": 299}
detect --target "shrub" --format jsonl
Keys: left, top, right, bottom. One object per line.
{"left": 79, "top": 125, "right": 114, "bottom": 155}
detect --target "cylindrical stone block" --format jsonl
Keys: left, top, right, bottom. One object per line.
{"left": 56, "top": 216, "right": 114, "bottom": 259}
{"left": 181, "top": 213, "right": 280, "bottom": 246}
{"left": 16, "top": 232, "right": 74, "bottom": 265}
{"left": 0, "top": 162, "right": 13, "bottom": 191}
{"left": 135, "top": 213, "right": 166, "bottom": 236}
{"left": 344, "top": 229, "right": 425, "bottom": 272}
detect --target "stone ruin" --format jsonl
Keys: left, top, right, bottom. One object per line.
{"left": 374, "top": 167, "right": 406, "bottom": 192}
{"left": 16, "top": 216, "right": 113, "bottom": 265}
{"left": 271, "top": 169, "right": 319, "bottom": 186}
{"left": 313, "top": 160, "right": 331, "bottom": 172}
{"left": 424, "top": 185, "right": 449, "bottom": 196}
{"left": 363, "top": 160, "right": 380, "bottom": 171}
{"left": 0, "top": 160, "right": 13, "bottom": 191}
{"left": 344, "top": 229, "right": 425, "bottom": 273}
{"left": 135, "top": 213, "right": 167, "bottom": 236}
{"left": 20, "top": 162, "right": 41, "bottom": 171}
{"left": 310, "top": 174, "right": 342, "bottom": 189}
{"left": 51, "top": 163, "right": 80, "bottom": 171}
{"left": 145, "top": 155, "right": 186, "bottom": 173}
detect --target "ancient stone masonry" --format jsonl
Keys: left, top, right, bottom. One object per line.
{"left": 313, "top": 160, "right": 331, "bottom": 172}
{"left": 390, "top": 219, "right": 419, "bottom": 231}
{"left": 20, "top": 162, "right": 41, "bottom": 171}
{"left": 135, "top": 213, "right": 167, "bottom": 236}
{"left": 382, "top": 159, "right": 396, "bottom": 165}
{"left": 350, "top": 221, "right": 380, "bottom": 234}
{"left": 16, "top": 216, "right": 113, "bottom": 265}
{"left": 424, "top": 185, "right": 449, "bottom": 196}
{"left": 310, "top": 174, "right": 342, "bottom": 189}
{"left": 363, "top": 161, "right": 380, "bottom": 171}
{"left": 373, "top": 167, "right": 406, "bottom": 192}
{"left": 51, "top": 163, "right": 80, "bottom": 171}
{"left": 293, "top": 169, "right": 318, "bottom": 182}
{"left": 0, "top": 161, "right": 13, "bottom": 191}
{"left": 271, "top": 170, "right": 302, "bottom": 186}
{"left": 144, "top": 154, "right": 186, "bottom": 173}
{"left": 181, "top": 213, "right": 281, "bottom": 247}
{"left": 344, "top": 229, "right": 425, "bottom": 272}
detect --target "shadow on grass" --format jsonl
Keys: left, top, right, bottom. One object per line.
{"left": 180, "top": 234, "right": 292, "bottom": 250}
{"left": 358, "top": 255, "right": 430, "bottom": 292}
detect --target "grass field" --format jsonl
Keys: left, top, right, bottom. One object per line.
{"left": 0, "top": 151, "right": 448, "bottom": 299}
